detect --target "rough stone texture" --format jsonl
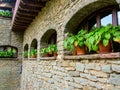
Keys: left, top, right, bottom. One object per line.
{"left": 102, "top": 65, "right": 112, "bottom": 73}
{"left": 0, "top": 59, "right": 21, "bottom": 90}
{"left": 109, "top": 74, "right": 120, "bottom": 85}
{"left": 21, "top": 0, "right": 120, "bottom": 90}
{"left": 112, "top": 65, "right": 120, "bottom": 73}
{"left": 0, "top": 17, "right": 23, "bottom": 59}
{"left": 21, "top": 59, "right": 120, "bottom": 90}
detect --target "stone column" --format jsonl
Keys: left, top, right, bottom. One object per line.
{"left": 28, "top": 44, "right": 31, "bottom": 60}
{"left": 37, "top": 40, "right": 40, "bottom": 61}
{"left": 56, "top": 26, "right": 64, "bottom": 60}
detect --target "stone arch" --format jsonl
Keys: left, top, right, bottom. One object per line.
{"left": 23, "top": 44, "right": 28, "bottom": 58}
{"left": 64, "top": 0, "right": 117, "bottom": 33}
{"left": 40, "top": 29, "right": 57, "bottom": 48}
{"left": 24, "top": 44, "right": 28, "bottom": 51}
{"left": 30, "top": 39, "right": 37, "bottom": 50}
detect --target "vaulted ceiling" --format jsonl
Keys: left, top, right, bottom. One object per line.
{"left": 12, "top": 0, "right": 49, "bottom": 31}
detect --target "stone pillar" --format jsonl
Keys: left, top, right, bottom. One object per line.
{"left": 57, "top": 26, "right": 64, "bottom": 60}
{"left": 37, "top": 40, "right": 40, "bottom": 61}
{"left": 28, "top": 44, "right": 31, "bottom": 60}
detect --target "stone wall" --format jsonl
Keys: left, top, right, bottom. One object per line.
{"left": 21, "top": 0, "right": 120, "bottom": 90}
{"left": 0, "top": 59, "right": 21, "bottom": 90}
{"left": 23, "top": 0, "right": 116, "bottom": 58}
{"left": 21, "top": 58, "right": 120, "bottom": 90}
{"left": 0, "top": 17, "right": 23, "bottom": 58}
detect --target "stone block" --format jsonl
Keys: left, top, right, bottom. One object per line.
{"left": 85, "top": 63, "right": 101, "bottom": 70}
{"left": 80, "top": 73, "right": 97, "bottom": 81}
{"left": 102, "top": 65, "right": 112, "bottom": 73}
{"left": 62, "top": 61, "right": 69, "bottom": 67}
{"left": 68, "top": 71, "right": 80, "bottom": 77}
{"left": 97, "top": 78, "right": 107, "bottom": 83}
{"left": 43, "top": 73, "right": 52, "bottom": 78}
{"left": 89, "top": 70, "right": 108, "bottom": 78}
{"left": 109, "top": 74, "right": 120, "bottom": 85}
{"left": 65, "top": 67, "right": 75, "bottom": 71}
{"left": 112, "top": 65, "right": 120, "bottom": 73}
{"left": 68, "top": 82, "right": 82, "bottom": 89}
{"left": 74, "top": 77, "right": 88, "bottom": 85}
{"left": 76, "top": 63, "right": 85, "bottom": 72}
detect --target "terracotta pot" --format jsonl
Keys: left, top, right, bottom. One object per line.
{"left": 98, "top": 41, "right": 112, "bottom": 53}
{"left": 53, "top": 52, "right": 57, "bottom": 57}
{"left": 72, "top": 48, "right": 77, "bottom": 55}
{"left": 75, "top": 45, "right": 86, "bottom": 55}
{"left": 46, "top": 53, "right": 50, "bottom": 57}
{"left": 32, "top": 54, "right": 37, "bottom": 58}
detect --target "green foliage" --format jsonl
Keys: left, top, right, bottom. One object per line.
{"left": 30, "top": 49, "right": 37, "bottom": 57}
{"left": 24, "top": 51, "right": 28, "bottom": 58}
{"left": 40, "top": 44, "right": 57, "bottom": 54}
{"left": 0, "top": 9, "right": 12, "bottom": 17}
{"left": 64, "top": 29, "right": 87, "bottom": 51}
{"left": 0, "top": 47, "right": 16, "bottom": 58}
{"left": 85, "top": 24, "right": 120, "bottom": 51}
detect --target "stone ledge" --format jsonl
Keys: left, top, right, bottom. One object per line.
{"left": 0, "top": 58, "right": 18, "bottom": 60}
{"left": 40, "top": 57, "right": 56, "bottom": 60}
{"left": 64, "top": 52, "right": 120, "bottom": 60}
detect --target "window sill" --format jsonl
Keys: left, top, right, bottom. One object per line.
{"left": 0, "top": 58, "right": 18, "bottom": 60}
{"left": 64, "top": 52, "right": 120, "bottom": 60}
{"left": 40, "top": 57, "right": 56, "bottom": 60}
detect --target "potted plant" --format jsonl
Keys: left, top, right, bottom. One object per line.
{"left": 30, "top": 49, "right": 37, "bottom": 58}
{"left": 40, "top": 44, "right": 57, "bottom": 57}
{"left": 64, "top": 29, "right": 87, "bottom": 55}
{"left": 112, "top": 25, "right": 120, "bottom": 43}
{"left": 46, "top": 44, "right": 57, "bottom": 57}
{"left": 85, "top": 24, "right": 120, "bottom": 53}
{"left": 40, "top": 47, "right": 48, "bottom": 57}
{"left": 24, "top": 51, "right": 28, "bottom": 58}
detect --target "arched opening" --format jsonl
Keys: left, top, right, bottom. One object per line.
{"left": 23, "top": 44, "right": 28, "bottom": 58}
{"left": 0, "top": 45, "right": 18, "bottom": 58}
{"left": 40, "top": 29, "right": 57, "bottom": 57}
{"left": 30, "top": 39, "right": 37, "bottom": 58}
{"left": 64, "top": 3, "right": 120, "bottom": 56}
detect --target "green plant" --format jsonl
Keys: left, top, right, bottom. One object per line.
{"left": 24, "top": 51, "right": 28, "bottom": 58}
{"left": 40, "top": 48, "right": 47, "bottom": 54}
{"left": 64, "top": 29, "right": 87, "bottom": 51}
{"left": 40, "top": 44, "right": 57, "bottom": 57}
{"left": 85, "top": 24, "right": 120, "bottom": 52}
{"left": 0, "top": 10, "right": 12, "bottom": 17}
{"left": 30, "top": 49, "right": 37, "bottom": 57}
{"left": 47, "top": 44, "right": 57, "bottom": 53}
{"left": 112, "top": 25, "right": 120, "bottom": 43}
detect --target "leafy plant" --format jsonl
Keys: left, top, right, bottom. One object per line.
{"left": 30, "top": 49, "right": 37, "bottom": 57}
{"left": 40, "top": 44, "right": 57, "bottom": 57}
{"left": 64, "top": 29, "right": 87, "bottom": 51}
{"left": 24, "top": 51, "right": 28, "bottom": 58}
{"left": 85, "top": 24, "right": 120, "bottom": 51}
{"left": 0, "top": 9, "right": 12, "bottom": 17}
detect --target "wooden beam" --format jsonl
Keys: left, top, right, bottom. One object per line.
{"left": 17, "top": 11, "right": 37, "bottom": 17}
{"left": 22, "top": 0, "right": 46, "bottom": 4}
{"left": 21, "top": 0, "right": 45, "bottom": 7}
{"left": 13, "top": 23, "right": 27, "bottom": 26}
{"left": 14, "top": 20, "right": 31, "bottom": 24}
{"left": 16, "top": 14, "right": 35, "bottom": 19}
{"left": 15, "top": 15, "right": 33, "bottom": 20}
{"left": 18, "top": 6, "right": 40, "bottom": 12}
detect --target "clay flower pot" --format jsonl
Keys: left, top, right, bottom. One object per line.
{"left": 75, "top": 45, "right": 86, "bottom": 55}
{"left": 98, "top": 41, "right": 112, "bottom": 53}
